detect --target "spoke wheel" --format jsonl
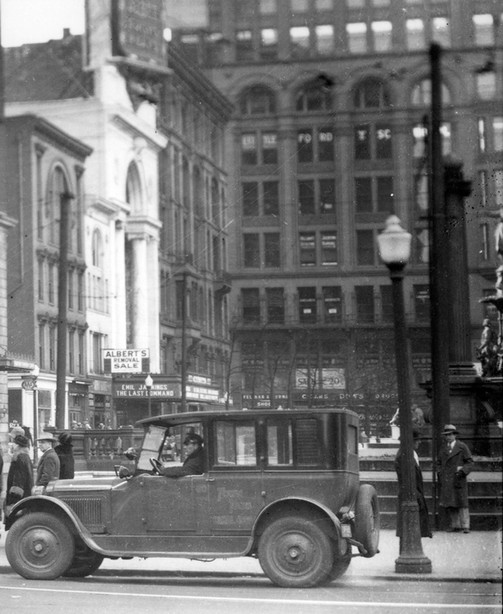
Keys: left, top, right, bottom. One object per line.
{"left": 6, "top": 512, "right": 75, "bottom": 580}
{"left": 258, "top": 515, "right": 333, "bottom": 587}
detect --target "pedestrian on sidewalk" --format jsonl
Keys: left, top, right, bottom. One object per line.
{"left": 4, "top": 434, "right": 33, "bottom": 522}
{"left": 436, "top": 424, "right": 473, "bottom": 533}
{"left": 394, "top": 430, "right": 432, "bottom": 538}
{"left": 33, "top": 432, "right": 60, "bottom": 494}
{"left": 54, "top": 432, "right": 75, "bottom": 479}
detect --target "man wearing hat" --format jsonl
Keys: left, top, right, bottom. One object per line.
{"left": 436, "top": 425, "right": 473, "bottom": 533}
{"left": 33, "top": 432, "right": 60, "bottom": 494}
{"left": 160, "top": 433, "right": 205, "bottom": 477}
{"left": 4, "top": 434, "right": 33, "bottom": 520}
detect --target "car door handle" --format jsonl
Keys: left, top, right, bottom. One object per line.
{"left": 206, "top": 477, "right": 215, "bottom": 482}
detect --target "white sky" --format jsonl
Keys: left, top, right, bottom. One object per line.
{"left": 1, "top": 0, "right": 85, "bottom": 47}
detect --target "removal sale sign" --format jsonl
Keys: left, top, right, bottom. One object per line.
{"left": 103, "top": 348, "right": 150, "bottom": 373}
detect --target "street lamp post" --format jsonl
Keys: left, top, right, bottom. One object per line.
{"left": 377, "top": 216, "right": 432, "bottom": 574}
{"left": 145, "top": 373, "right": 153, "bottom": 417}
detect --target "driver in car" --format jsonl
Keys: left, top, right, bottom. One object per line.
{"left": 159, "top": 434, "right": 204, "bottom": 477}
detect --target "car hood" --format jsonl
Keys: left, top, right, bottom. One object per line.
{"left": 47, "top": 476, "right": 121, "bottom": 494}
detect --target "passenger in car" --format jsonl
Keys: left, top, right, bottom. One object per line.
{"left": 160, "top": 434, "right": 204, "bottom": 477}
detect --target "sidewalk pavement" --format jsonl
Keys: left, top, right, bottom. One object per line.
{"left": 1, "top": 529, "right": 501, "bottom": 583}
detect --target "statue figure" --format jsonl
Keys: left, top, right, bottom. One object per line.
{"left": 476, "top": 318, "right": 498, "bottom": 377}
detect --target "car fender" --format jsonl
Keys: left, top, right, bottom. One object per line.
{"left": 252, "top": 496, "right": 344, "bottom": 542}
{"left": 5, "top": 495, "right": 104, "bottom": 553}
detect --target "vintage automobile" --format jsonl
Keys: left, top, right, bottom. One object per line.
{"left": 5, "top": 408, "right": 380, "bottom": 587}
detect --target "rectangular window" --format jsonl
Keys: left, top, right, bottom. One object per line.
{"left": 298, "top": 129, "right": 313, "bottom": 163}
{"left": 68, "top": 329, "right": 75, "bottom": 373}
{"left": 372, "top": 21, "right": 392, "bottom": 52}
{"left": 432, "top": 17, "right": 450, "bottom": 47}
{"left": 481, "top": 223, "right": 490, "bottom": 261}
{"left": 478, "top": 170, "right": 488, "bottom": 207}
{"left": 49, "top": 326, "right": 56, "bottom": 370}
{"left": 243, "top": 233, "right": 260, "bottom": 268}
{"left": 215, "top": 422, "right": 257, "bottom": 466}
{"left": 321, "top": 231, "right": 337, "bottom": 265}
{"left": 242, "top": 288, "right": 260, "bottom": 323}
{"left": 377, "top": 176, "right": 394, "bottom": 212}
{"left": 355, "top": 177, "right": 372, "bottom": 212}
{"left": 298, "top": 287, "right": 317, "bottom": 323}
{"left": 476, "top": 72, "right": 496, "bottom": 100}
{"left": 260, "top": 0, "right": 277, "bottom": 14}
{"left": 406, "top": 19, "right": 425, "bottom": 51}
{"left": 298, "top": 180, "right": 315, "bottom": 215}
{"left": 68, "top": 270, "right": 74, "bottom": 310}
{"left": 290, "top": 26, "right": 310, "bottom": 58}
{"left": 356, "top": 229, "right": 375, "bottom": 265}
{"left": 38, "top": 260, "right": 44, "bottom": 301}
{"left": 413, "top": 124, "right": 428, "bottom": 158}
{"left": 347, "top": 22, "right": 367, "bottom": 54}
{"left": 48, "top": 263, "right": 55, "bottom": 304}
{"left": 355, "top": 286, "right": 375, "bottom": 323}
{"left": 375, "top": 124, "right": 392, "bottom": 159}
{"left": 316, "top": 24, "right": 335, "bottom": 55}
{"left": 78, "top": 331, "right": 84, "bottom": 374}
{"left": 291, "top": 0, "right": 309, "bottom": 11}
{"left": 241, "top": 133, "right": 257, "bottom": 165}
{"left": 267, "top": 421, "right": 293, "bottom": 466}
{"left": 295, "top": 419, "right": 321, "bottom": 466}
{"left": 236, "top": 29, "right": 254, "bottom": 61}
{"left": 316, "top": 0, "right": 334, "bottom": 8}
{"left": 415, "top": 227, "right": 429, "bottom": 264}
{"left": 266, "top": 288, "right": 285, "bottom": 324}
{"left": 414, "top": 285, "right": 430, "bottom": 322}
{"left": 318, "top": 127, "right": 334, "bottom": 162}
{"left": 263, "top": 181, "right": 279, "bottom": 216}
{"left": 473, "top": 14, "right": 494, "bottom": 46}
{"left": 77, "top": 272, "right": 84, "bottom": 311}
{"left": 380, "top": 285, "right": 393, "bottom": 323}
{"left": 39, "top": 324, "right": 45, "bottom": 369}
{"left": 260, "top": 28, "right": 278, "bottom": 60}
{"left": 478, "top": 118, "right": 486, "bottom": 153}
{"left": 319, "top": 179, "right": 335, "bottom": 213}
{"left": 354, "top": 125, "right": 370, "bottom": 159}
{"left": 243, "top": 182, "right": 259, "bottom": 216}
{"left": 493, "top": 117, "right": 503, "bottom": 151}
{"left": 262, "top": 132, "right": 278, "bottom": 164}
{"left": 495, "top": 170, "right": 503, "bottom": 206}
{"left": 299, "top": 233, "right": 316, "bottom": 266}
{"left": 322, "top": 286, "right": 342, "bottom": 323}
{"left": 264, "top": 233, "right": 281, "bottom": 268}
{"left": 440, "top": 122, "right": 452, "bottom": 155}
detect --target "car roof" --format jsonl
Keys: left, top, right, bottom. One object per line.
{"left": 136, "top": 407, "right": 359, "bottom": 428}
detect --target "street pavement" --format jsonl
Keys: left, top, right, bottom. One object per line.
{"left": 1, "top": 528, "right": 501, "bottom": 583}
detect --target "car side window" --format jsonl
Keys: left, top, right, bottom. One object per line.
{"left": 295, "top": 418, "right": 321, "bottom": 466}
{"left": 267, "top": 421, "right": 293, "bottom": 466}
{"left": 215, "top": 421, "right": 257, "bottom": 466}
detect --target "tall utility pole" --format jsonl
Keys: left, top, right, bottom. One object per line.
{"left": 428, "top": 43, "right": 450, "bottom": 525}
{"left": 55, "top": 191, "right": 74, "bottom": 429}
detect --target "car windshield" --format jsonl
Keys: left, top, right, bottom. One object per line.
{"left": 137, "top": 422, "right": 203, "bottom": 471}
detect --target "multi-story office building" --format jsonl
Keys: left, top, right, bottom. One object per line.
{"left": 169, "top": 0, "right": 503, "bottom": 432}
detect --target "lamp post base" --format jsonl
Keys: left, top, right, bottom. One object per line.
{"left": 395, "top": 553, "right": 432, "bottom": 574}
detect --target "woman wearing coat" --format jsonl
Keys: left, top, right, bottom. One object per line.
{"left": 436, "top": 424, "right": 473, "bottom": 533}
{"left": 4, "top": 434, "right": 33, "bottom": 520}
{"left": 395, "top": 430, "right": 432, "bottom": 538}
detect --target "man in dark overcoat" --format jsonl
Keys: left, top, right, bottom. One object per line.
{"left": 54, "top": 432, "right": 75, "bottom": 479}
{"left": 4, "top": 434, "right": 33, "bottom": 520}
{"left": 395, "top": 430, "right": 432, "bottom": 538}
{"left": 34, "top": 432, "right": 60, "bottom": 494}
{"left": 160, "top": 433, "right": 205, "bottom": 477}
{"left": 436, "top": 424, "right": 473, "bottom": 533}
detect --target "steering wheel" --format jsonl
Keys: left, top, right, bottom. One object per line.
{"left": 149, "top": 457, "right": 163, "bottom": 474}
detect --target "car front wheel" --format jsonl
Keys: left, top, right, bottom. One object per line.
{"left": 258, "top": 515, "right": 333, "bottom": 587}
{"left": 6, "top": 512, "right": 75, "bottom": 580}
{"left": 63, "top": 539, "right": 104, "bottom": 577}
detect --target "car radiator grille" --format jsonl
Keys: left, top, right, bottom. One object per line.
{"left": 60, "top": 497, "right": 105, "bottom": 531}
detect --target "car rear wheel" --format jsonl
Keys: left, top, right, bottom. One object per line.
{"left": 354, "top": 484, "right": 380, "bottom": 558}
{"left": 324, "top": 546, "right": 352, "bottom": 584}
{"left": 258, "top": 515, "right": 333, "bottom": 587}
{"left": 63, "top": 540, "right": 104, "bottom": 577}
{"left": 6, "top": 512, "right": 75, "bottom": 580}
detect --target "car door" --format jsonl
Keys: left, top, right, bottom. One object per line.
{"left": 206, "top": 420, "right": 264, "bottom": 549}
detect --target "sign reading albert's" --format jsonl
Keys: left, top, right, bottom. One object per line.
{"left": 103, "top": 348, "right": 150, "bottom": 373}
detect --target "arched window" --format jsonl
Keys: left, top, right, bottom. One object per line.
{"left": 295, "top": 75, "right": 333, "bottom": 112}
{"left": 126, "top": 162, "right": 142, "bottom": 214}
{"left": 353, "top": 77, "right": 391, "bottom": 109}
{"left": 46, "top": 165, "right": 69, "bottom": 245}
{"left": 239, "top": 85, "right": 276, "bottom": 115}
{"left": 411, "top": 78, "right": 451, "bottom": 106}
